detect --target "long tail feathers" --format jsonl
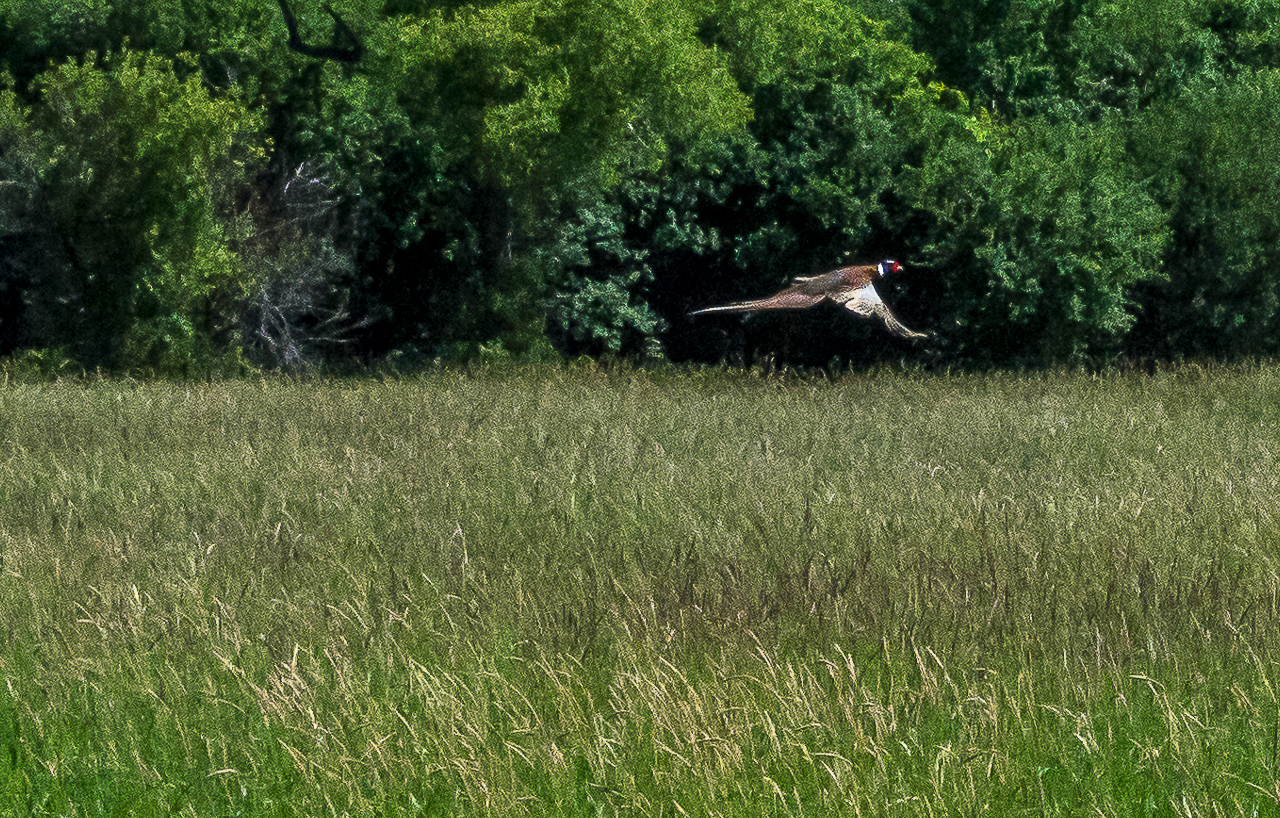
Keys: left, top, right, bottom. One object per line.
{"left": 689, "top": 300, "right": 770, "bottom": 316}
{"left": 690, "top": 293, "right": 822, "bottom": 315}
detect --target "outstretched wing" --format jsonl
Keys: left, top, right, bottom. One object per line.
{"left": 838, "top": 285, "right": 929, "bottom": 340}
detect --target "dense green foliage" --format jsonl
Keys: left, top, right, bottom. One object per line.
{"left": 0, "top": 47, "right": 264, "bottom": 372}
{"left": 1, "top": 0, "right": 1280, "bottom": 370}
{"left": 2, "top": 366, "right": 1280, "bottom": 814}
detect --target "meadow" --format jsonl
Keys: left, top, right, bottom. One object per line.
{"left": 0, "top": 363, "right": 1279, "bottom": 815}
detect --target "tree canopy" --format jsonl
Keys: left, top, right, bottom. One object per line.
{"left": 1, "top": 0, "right": 1278, "bottom": 372}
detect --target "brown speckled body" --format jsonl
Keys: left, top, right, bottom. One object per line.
{"left": 691, "top": 260, "right": 927, "bottom": 340}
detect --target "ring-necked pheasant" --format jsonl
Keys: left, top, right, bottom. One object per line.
{"left": 690, "top": 259, "right": 928, "bottom": 340}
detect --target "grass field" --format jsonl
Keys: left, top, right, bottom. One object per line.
{"left": 1, "top": 363, "right": 1279, "bottom": 815}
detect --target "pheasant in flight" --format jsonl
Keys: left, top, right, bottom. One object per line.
{"left": 690, "top": 259, "right": 928, "bottom": 340}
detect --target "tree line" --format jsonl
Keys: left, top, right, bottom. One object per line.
{"left": 0, "top": 0, "right": 1278, "bottom": 373}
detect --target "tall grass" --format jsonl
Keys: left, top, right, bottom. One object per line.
{"left": 1, "top": 364, "right": 1279, "bottom": 814}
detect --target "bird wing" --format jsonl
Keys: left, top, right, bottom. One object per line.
{"left": 838, "top": 284, "right": 929, "bottom": 340}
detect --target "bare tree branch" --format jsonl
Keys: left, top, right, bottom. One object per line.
{"left": 276, "top": 0, "right": 363, "bottom": 64}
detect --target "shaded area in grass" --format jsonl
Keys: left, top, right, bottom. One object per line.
{"left": 1, "top": 365, "right": 1279, "bottom": 814}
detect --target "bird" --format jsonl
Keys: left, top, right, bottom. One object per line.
{"left": 690, "top": 259, "right": 929, "bottom": 340}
